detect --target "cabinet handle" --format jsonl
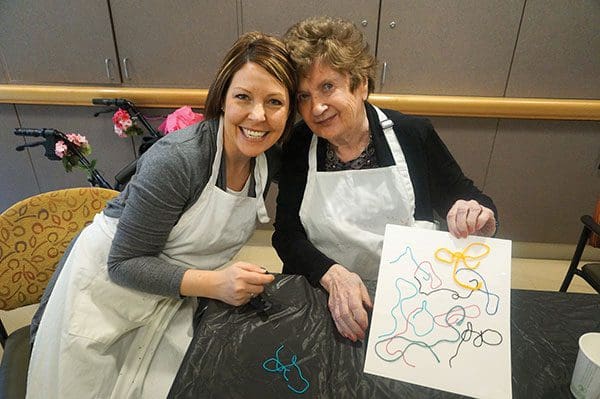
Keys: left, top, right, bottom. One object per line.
{"left": 104, "top": 58, "right": 114, "bottom": 80}
{"left": 361, "top": 19, "right": 368, "bottom": 27}
{"left": 123, "top": 57, "right": 131, "bottom": 80}
{"left": 380, "top": 61, "right": 388, "bottom": 89}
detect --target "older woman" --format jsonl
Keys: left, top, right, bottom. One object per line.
{"left": 272, "top": 17, "right": 497, "bottom": 343}
{"left": 27, "top": 32, "right": 296, "bottom": 399}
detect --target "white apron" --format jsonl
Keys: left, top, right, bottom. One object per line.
{"left": 27, "top": 117, "right": 270, "bottom": 399}
{"left": 299, "top": 106, "right": 435, "bottom": 280}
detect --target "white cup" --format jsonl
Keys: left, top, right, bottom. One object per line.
{"left": 571, "top": 332, "right": 600, "bottom": 399}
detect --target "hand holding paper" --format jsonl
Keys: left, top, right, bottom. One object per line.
{"left": 447, "top": 199, "right": 496, "bottom": 238}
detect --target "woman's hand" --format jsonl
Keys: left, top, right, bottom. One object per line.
{"left": 446, "top": 199, "right": 496, "bottom": 238}
{"left": 181, "top": 262, "right": 274, "bottom": 306}
{"left": 320, "top": 264, "right": 373, "bottom": 342}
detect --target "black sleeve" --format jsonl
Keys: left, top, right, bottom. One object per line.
{"left": 272, "top": 124, "right": 336, "bottom": 285}
{"left": 264, "top": 143, "right": 282, "bottom": 195}
{"left": 422, "top": 119, "right": 498, "bottom": 220}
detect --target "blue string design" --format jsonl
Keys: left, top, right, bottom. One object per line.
{"left": 373, "top": 244, "right": 503, "bottom": 367}
{"left": 262, "top": 344, "right": 310, "bottom": 394}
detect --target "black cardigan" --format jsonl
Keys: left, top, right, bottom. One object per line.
{"left": 272, "top": 102, "right": 497, "bottom": 285}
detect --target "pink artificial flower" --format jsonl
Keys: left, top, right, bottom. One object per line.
{"left": 114, "top": 126, "right": 126, "bottom": 138}
{"left": 113, "top": 108, "right": 132, "bottom": 136}
{"left": 55, "top": 140, "right": 68, "bottom": 158}
{"left": 121, "top": 118, "right": 132, "bottom": 129}
{"left": 112, "top": 108, "right": 131, "bottom": 126}
{"left": 112, "top": 108, "right": 143, "bottom": 137}
{"left": 113, "top": 120, "right": 131, "bottom": 138}
{"left": 65, "top": 133, "right": 88, "bottom": 147}
{"left": 158, "top": 106, "right": 204, "bottom": 134}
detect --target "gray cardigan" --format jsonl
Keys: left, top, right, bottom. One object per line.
{"left": 31, "top": 118, "right": 279, "bottom": 344}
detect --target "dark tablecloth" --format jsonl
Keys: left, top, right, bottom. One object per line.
{"left": 168, "top": 275, "right": 599, "bottom": 399}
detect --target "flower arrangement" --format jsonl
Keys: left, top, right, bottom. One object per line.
{"left": 158, "top": 106, "right": 204, "bottom": 134}
{"left": 54, "top": 133, "right": 95, "bottom": 175}
{"left": 112, "top": 108, "right": 144, "bottom": 137}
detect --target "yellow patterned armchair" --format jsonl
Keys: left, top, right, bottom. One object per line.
{"left": 0, "top": 187, "right": 118, "bottom": 398}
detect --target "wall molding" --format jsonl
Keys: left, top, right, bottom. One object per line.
{"left": 1, "top": 84, "right": 599, "bottom": 120}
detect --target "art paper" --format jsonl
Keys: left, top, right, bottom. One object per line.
{"left": 364, "top": 224, "right": 512, "bottom": 399}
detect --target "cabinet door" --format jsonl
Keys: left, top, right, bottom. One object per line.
{"left": 377, "top": 0, "right": 524, "bottom": 95}
{"left": 0, "top": 1, "right": 119, "bottom": 84}
{"left": 241, "top": 0, "right": 379, "bottom": 50}
{"left": 15, "top": 105, "right": 137, "bottom": 193}
{"left": 505, "top": 0, "right": 600, "bottom": 99}
{"left": 110, "top": 0, "right": 239, "bottom": 87}
{"left": 485, "top": 119, "right": 600, "bottom": 244}
{"left": 0, "top": 105, "right": 40, "bottom": 212}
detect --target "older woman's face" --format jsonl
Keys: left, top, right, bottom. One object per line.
{"left": 296, "top": 61, "right": 368, "bottom": 143}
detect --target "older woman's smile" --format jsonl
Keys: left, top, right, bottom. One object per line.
{"left": 313, "top": 113, "right": 337, "bottom": 125}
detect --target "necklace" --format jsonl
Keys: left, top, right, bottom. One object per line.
{"left": 325, "top": 134, "right": 379, "bottom": 171}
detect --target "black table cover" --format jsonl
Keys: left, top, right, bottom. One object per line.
{"left": 168, "top": 274, "right": 599, "bottom": 398}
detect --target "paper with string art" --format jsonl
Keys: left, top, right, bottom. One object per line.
{"left": 365, "top": 224, "right": 512, "bottom": 399}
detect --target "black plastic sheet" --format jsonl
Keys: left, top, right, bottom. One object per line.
{"left": 169, "top": 275, "right": 469, "bottom": 398}
{"left": 168, "top": 275, "right": 600, "bottom": 399}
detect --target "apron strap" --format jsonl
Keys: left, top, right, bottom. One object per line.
{"left": 373, "top": 106, "right": 404, "bottom": 165}
{"left": 208, "top": 117, "right": 225, "bottom": 186}
{"left": 373, "top": 105, "right": 416, "bottom": 223}
{"left": 253, "top": 153, "right": 270, "bottom": 224}
{"left": 307, "top": 134, "right": 318, "bottom": 173}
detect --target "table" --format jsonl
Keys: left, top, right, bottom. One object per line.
{"left": 168, "top": 275, "right": 600, "bottom": 398}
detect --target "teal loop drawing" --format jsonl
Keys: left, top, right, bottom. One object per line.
{"left": 262, "top": 344, "right": 310, "bottom": 394}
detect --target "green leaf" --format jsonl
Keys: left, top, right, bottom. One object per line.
{"left": 126, "top": 125, "right": 144, "bottom": 137}
{"left": 63, "top": 157, "right": 73, "bottom": 172}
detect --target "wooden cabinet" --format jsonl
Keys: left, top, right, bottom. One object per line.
{"left": 240, "top": 0, "right": 379, "bottom": 49}
{"left": 0, "top": 1, "right": 119, "bottom": 84}
{"left": 110, "top": 0, "right": 239, "bottom": 87}
{"left": 0, "top": 105, "right": 39, "bottom": 212}
{"left": 0, "top": 2, "right": 598, "bottom": 246}
{"left": 376, "top": 0, "right": 524, "bottom": 95}
{"left": 0, "top": 0, "right": 239, "bottom": 87}
{"left": 505, "top": 0, "right": 600, "bottom": 99}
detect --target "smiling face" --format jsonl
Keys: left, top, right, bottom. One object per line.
{"left": 296, "top": 60, "right": 369, "bottom": 144}
{"left": 222, "top": 62, "right": 290, "bottom": 160}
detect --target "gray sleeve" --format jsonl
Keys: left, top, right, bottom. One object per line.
{"left": 106, "top": 124, "right": 214, "bottom": 298}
